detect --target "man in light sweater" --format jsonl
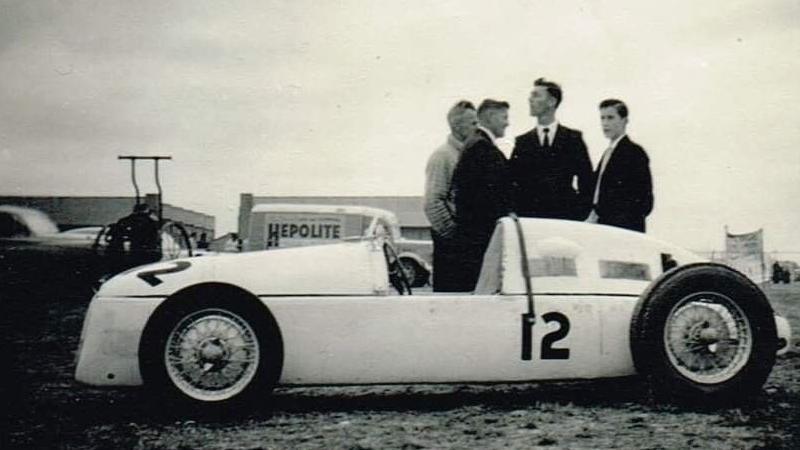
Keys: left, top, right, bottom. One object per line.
{"left": 424, "top": 100, "right": 478, "bottom": 292}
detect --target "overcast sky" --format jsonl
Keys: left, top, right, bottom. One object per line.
{"left": 1, "top": 0, "right": 799, "bottom": 255}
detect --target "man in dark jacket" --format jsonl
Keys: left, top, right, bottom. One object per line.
{"left": 587, "top": 99, "right": 653, "bottom": 232}
{"left": 510, "top": 78, "right": 593, "bottom": 220}
{"left": 107, "top": 203, "right": 161, "bottom": 273}
{"left": 451, "top": 99, "right": 513, "bottom": 291}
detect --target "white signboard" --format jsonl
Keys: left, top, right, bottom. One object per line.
{"left": 264, "top": 214, "right": 343, "bottom": 249}
{"left": 724, "top": 229, "right": 765, "bottom": 283}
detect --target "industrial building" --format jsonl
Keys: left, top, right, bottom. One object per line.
{"left": 0, "top": 194, "right": 215, "bottom": 237}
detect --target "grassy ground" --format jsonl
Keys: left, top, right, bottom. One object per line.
{"left": 1, "top": 280, "right": 798, "bottom": 449}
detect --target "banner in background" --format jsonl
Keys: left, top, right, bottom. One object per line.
{"left": 723, "top": 228, "right": 765, "bottom": 282}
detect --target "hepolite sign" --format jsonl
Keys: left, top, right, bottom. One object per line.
{"left": 265, "top": 214, "right": 343, "bottom": 248}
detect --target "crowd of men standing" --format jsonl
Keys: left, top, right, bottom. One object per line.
{"left": 424, "top": 78, "right": 653, "bottom": 292}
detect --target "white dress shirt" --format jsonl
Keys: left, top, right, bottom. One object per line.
{"left": 536, "top": 122, "right": 559, "bottom": 147}
{"left": 587, "top": 134, "right": 626, "bottom": 223}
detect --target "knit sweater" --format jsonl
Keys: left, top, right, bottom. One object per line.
{"left": 424, "top": 135, "right": 465, "bottom": 238}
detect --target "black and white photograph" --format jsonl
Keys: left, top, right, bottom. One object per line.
{"left": 1, "top": 1, "right": 798, "bottom": 449}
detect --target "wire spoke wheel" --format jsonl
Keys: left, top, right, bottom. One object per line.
{"left": 664, "top": 292, "right": 752, "bottom": 384}
{"left": 631, "top": 263, "right": 777, "bottom": 404}
{"left": 160, "top": 220, "right": 192, "bottom": 259}
{"left": 165, "top": 308, "right": 260, "bottom": 402}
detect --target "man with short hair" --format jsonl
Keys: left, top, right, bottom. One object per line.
{"left": 424, "top": 100, "right": 478, "bottom": 291}
{"left": 450, "top": 99, "right": 513, "bottom": 291}
{"left": 587, "top": 99, "right": 653, "bottom": 232}
{"left": 510, "top": 78, "right": 593, "bottom": 220}
{"left": 106, "top": 203, "right": 161, "bottom": 275}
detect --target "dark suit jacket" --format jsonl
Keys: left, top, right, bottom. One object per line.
{"left": 593, "top": 135, "right": 654, "bottom": 232}
{"left": 509, "top": 125, "right": 593, "bottom": 220}
{"left": 452, "top": 129, "right": 513, "bottom": 242}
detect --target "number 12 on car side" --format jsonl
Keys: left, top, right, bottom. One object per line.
{"left": 521, "top": 312, "right": 571, "bottom": 361}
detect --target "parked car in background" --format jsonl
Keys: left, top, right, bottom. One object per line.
{"left": 0, "top": 206, "right": 102, "bottom": 290}
{"left": 0, "top": 205, "right": 195, "bottom": 292}
{"left": 0, "top": 205, "right": 60, "bottom": 238}
{"left": 246, "top": 204, "right": 432, "bottom": 287}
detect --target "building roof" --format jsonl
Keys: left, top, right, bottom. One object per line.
{"left": 0, "top": 195, "right": 215, "bottom": 232}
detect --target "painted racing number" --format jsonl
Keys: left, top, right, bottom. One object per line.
{"left": 137, "top": 261, "right": 191, "bottom": 286}
{"left": 521, "top": 312, "right": 571, "bottom": 361}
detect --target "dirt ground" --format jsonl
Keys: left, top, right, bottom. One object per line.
{"left": 1, "top": 281, "right": 798, "bottom": 450}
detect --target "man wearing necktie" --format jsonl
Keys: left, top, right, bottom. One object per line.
{"left": 509, "top": 78, "right": 594, "bottom": 220}
{"left": 586, "top": 99, "right": 653, "bottom": 232}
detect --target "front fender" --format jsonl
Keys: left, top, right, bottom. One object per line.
{"left": 398, "top": 252, "right": 431, "bottom": 273}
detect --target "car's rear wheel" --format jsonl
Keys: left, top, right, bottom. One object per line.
{"left": 630, "top": 263, "right": 777, "bottom": 404}
{"left": 383, "top": 243, "right": 412, "bottom": 295}
{"left": 140, "top": 286, "right": 283, "bottom": 407}
{"left": 399, "top": 257, "right": 430, "bottom": 288}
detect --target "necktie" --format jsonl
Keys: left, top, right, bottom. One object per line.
{"left": 542, "top": 128, "right": 550, "bottom": 147}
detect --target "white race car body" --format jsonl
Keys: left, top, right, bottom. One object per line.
{"left": 75, "top": 218, "right": 792, "bottom": 399}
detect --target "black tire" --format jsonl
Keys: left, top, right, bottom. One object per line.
{"left": 139, "top": 284, "right": 283, "bottom": 408}
{"left": 383, "top": 243, "right": 412, "bottom": 295}
{"left": 399, "top": 258, "right": 430, "bottom": 288}
{"left": 630, "top": 263, "right": 777, "bottom": 405}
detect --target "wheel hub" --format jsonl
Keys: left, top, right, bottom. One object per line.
{"left": 664, "top": 293, "right": 752, "bottom": 384}
{"left": 165, "top": 308, "right": 260, "bottom": 401}
{"left": 198, "top": 338, "right": 229, "bottom": 370}
{"left": 696, "top": 326, "right": 720, "bottom": 343}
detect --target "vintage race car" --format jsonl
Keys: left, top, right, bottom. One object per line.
{"left": 75, "top": 217, "right": 792, "bottom": 407}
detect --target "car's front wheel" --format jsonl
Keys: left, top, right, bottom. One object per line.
{"left": 630, "top": 263, "right": 777, "bottom": 405}
{"left": 140, "top": 286, "right": 283, "bottom": 407}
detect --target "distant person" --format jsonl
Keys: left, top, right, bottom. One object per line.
{"left": 772, "top": 262, "right": 783, "bottom": 284}
{"left": 107, "top": 203, "right": 161, "bottom": 273}
{"left": 451, "top": 99, "right": 514, "bottom": 291}
{"left": 424, "top": 100, "right": 478, "bottom": 292}
{"left": 510, "top": 78, "right": 593, "bottom": 220}
{"left": 224, "top": 233, "right": 242, "bottom": 252}
{"left": 197, "top": 232, "right": 210, "bottom": 250}
{"left": 586, "top": 99, "right": 653, "bottom": 232}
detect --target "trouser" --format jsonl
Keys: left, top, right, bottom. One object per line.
{"left": 434, "top": 229, "right": 490, "bottom": 293}
{"left": 432, "top": 231, "right": 465, "bottom": 292}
